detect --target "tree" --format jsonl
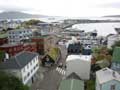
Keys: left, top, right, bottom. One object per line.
{"left": 92, "top": 47, "right": 112, "bottom": 62}
{"left": 86, "top": 80, "right": 95, "bottom": 90}
{"left": 24, "top": 19, "right": 44, "bottom": 26}
{"left": 0, "top": 71, "right": 29, "bottom": 90}
{"left": 0, "top": 51, "right": 5, "bottom": 62}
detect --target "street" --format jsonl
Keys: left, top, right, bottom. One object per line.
{"left": 30, "top": 45, "right": 67, "bottom": 90}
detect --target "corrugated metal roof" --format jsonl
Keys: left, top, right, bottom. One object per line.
{"left": 112, "top": 47, "right": 120, "bottom": 62}
{"left": 96, "top": 68, "right": 120, "bottom": 84}
{"left": 59, "top": 79, "right": 84, "bottom": 90}
{"left": 0, "top": 51, "right": 38, "bottom": 69}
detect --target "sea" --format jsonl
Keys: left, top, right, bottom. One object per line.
{"left": 1, "top": 16, "right": 120, "bottom": 36}
{"left": 33, "top": 16, "right": 120, "bottom": 36}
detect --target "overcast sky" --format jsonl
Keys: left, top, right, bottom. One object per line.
{"left": 0, "top": 0, "right": 120, "bottom": 17}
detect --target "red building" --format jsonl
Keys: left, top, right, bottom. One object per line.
{"left": 0, "top": 37, "right": 8, "bottom": 46}
{"left": 31, "top": 37, "right": 44, "bottom": 55}
{"left": 0, "top": 43, "right": 23, "bottom": 56}
{"left": 0, "top": 43, "right": 37, "bottom": 57}
{"left": 23, "top": 43, "right": 37, "bottom": 52}
{"left": 31, "top": 35, "right": 58, "bottom": 55}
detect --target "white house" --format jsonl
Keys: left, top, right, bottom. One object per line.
{"left": 96, "top": 68, "right": 120, "bottom": 90}
{"left": 36, "top": 23, "right": 54, "bottom": 35}
{"left": 8, "top": 29, "right": 33, "bottom": 43}
{"left": 6, "top": 20, "right": 21, "bottom": 29}
{"left": 66, "top": 55, "right": 91, "bottom": 80}
{"left": 0, "top": 20, "right": 21, "bottom": 30}
{"left": 0, "top": 51, "right": 39, "bottom": 85}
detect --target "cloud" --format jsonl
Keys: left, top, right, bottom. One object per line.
{"left": 97, "top": 2, "right": 120, "bottom": 8}
{"left": 0, "top": 0, "right": 120, "bottom": 16}
{"left": 0, "top": 5, "right": 35, "bottom": 12}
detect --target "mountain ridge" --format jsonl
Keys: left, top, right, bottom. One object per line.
{"left": 103, "top": 15, "right": 120, "bottom": 17}
{"left": 0, "top": 11, "right": 48, "bottom": 19}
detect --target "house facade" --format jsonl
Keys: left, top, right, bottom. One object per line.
{"left": 8, "top": 29, "right": 33, "bottom": 43}
{"left": 0, "top": 43, "right": 37, "bottom": 57}
{"left": 96, "top": 68, "right": 120, "bottom": 90}
{"left": 36, "top": 23, "right": 54, "bottom": 35}
{"left": 31, "top": 35, "right": 58, "bottom": 55}
{"left": 0, "top": 51, "right": 39, "bottom": 85}
{"left": 111, "top": 47, "right": 120, "bottom": 73}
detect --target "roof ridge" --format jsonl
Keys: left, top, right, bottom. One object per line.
{"left": 14, "top": 55, "right": 22, "bottom": 68}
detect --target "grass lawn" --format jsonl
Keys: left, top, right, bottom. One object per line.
{"left": 48, "top": 47, "right": 60, "bottom": 61}
{"left": 0, "top": 33, "right": 7, "bottom": 38}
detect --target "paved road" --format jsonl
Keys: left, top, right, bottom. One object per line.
{"left": 30, "top": 45, "right": 67, "bottom": 90}
{"left": 57, "top": 45, "right": 67, "bottom": 66}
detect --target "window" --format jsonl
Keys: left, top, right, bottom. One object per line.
{"left": 27, "top": 72, "right": 30, "bottom": 77}
{"left": 36, "top": 63, "right": 39, "bottom": 67}
{"left": 31, "top": 69, "right": 33, "bottom": 73}
{"left": 30, "top": 61, "right": 32, "bottom": 65}
{"left": 111, "top": 85, "right": 116, "bottom": 90}
{"left": 27, "top": 64, "right": 29, "bottom": 69}
{"left": 23, "top": 68, "right": 25, "bottom": 72}
{"left": 34, "top": 66, "right": 36, "bottom": 70}
{"left": 19, "top": 36, "right": 22, "bottom": 38}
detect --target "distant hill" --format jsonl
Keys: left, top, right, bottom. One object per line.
{"left": 0, "top": 11, "right": 48, "bottom": 19}
{"left": 104, "top": 15, "right": 120, "bottom": 17}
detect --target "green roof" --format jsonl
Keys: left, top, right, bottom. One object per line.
{"left": 0, "top": 33, "right": 7, "bottom": 38}
{"left": 48, "top": 48, "right": 60, "bottom": 61}
{"left": 59, "top": 79, "right": 84, "bottom": 90}
{"left": 112, "top": 47, "right": 120, "bottom": 62}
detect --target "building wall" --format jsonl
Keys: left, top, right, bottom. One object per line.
{"left": 111, "top": 62, "right": 120, "bottom": 73}
{"left": 23, "top": 43, "right": 37, "bottom": 52}
{"left": 31, "top": 38, "right": 45, "bottom": 54}
{"left": 0, "top": 44, "right": 23, "bottom": 57}
{"left": 32, "top": 35, "right": 58, "bottom": 54}
{"left": 21, "top": 56, "right": 39, "bottom": 85}
{"left": 102, "top": 80, "right": 120, "bottom": 90}
{"left": 8, "top": 29, "right": 33, "bottom": 43}
{"left": 2, "top": 56, "right": 39, "bottom": 85}
{"left": 96, "top": 76, "right": 101, "bottom": 90}
{"left": 0, "top": 38, "right": 8, "bottom": 45}
{"left": 0, "top": 43, "right": 37, "bottom": 57}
